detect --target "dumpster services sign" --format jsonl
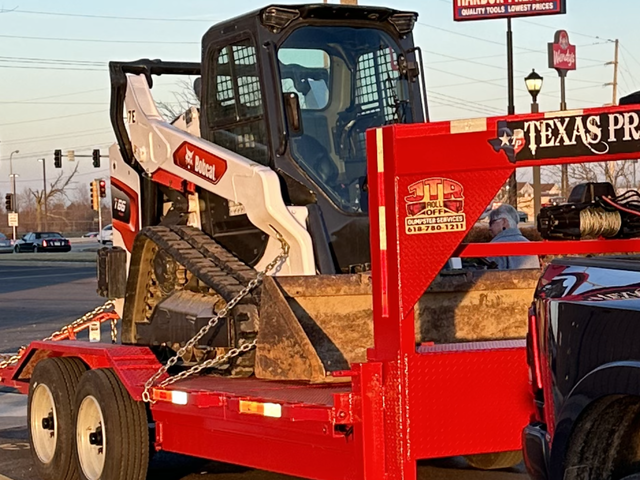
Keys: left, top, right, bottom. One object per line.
{"left": 454, "top": 0, "right": 566, "bottom": 22}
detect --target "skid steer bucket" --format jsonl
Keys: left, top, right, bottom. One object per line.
{"left": 255, "top": 269, "right": 541, "bottom": 383}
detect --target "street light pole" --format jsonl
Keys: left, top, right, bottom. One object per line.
{"left": 39, "top": 158, "right": 48, "bottom": 230}
{"left": 9, "top": 149, "right": 19, "bottom": 240}
{"left": 525, "top": 70, "right": 544, "bottom": 221}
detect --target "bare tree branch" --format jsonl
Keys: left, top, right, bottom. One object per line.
{"left": 156, "top": 77, "right": 200, "bottom": 121}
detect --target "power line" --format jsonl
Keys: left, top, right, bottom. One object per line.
{"left": 9, "top": 8, "right": 216, "bottom": 23}
{"left": 0, "top": 65, "right": 105, "bottom": 72}
{"left": 0, "top": 55, "right": 105, "bottom": 66}
{"left": 0, "top": 33, "right": 199, "bottom": 45}
{"left": 430, "top": 91, "right": 503, "bottom": 115}
{"left": 620, "top": 43, "right": 640, "bottom": 71}
{"left": 1, "top": 128, "right": 113, "bottom": 146}
{"left": 0, "top": 110, "right": 106, "bottom": 127}
{"left": 429, "top": 77, "right": 506, "bottom": 89}
{"left": 0, "top": 101, "right": 107, "bottom": 105}
{"left": 520, "top": 19, "right": 614, "bottom": 42}
{"left": 1, "top": 88, "right": 107, "bottom": 104}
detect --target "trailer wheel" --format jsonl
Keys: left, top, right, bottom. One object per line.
{"left": 74, "top": 369, "right": 149, "bottom": 480}
{"left": 464, "top": 450, "right": 523, "bottom": 470}
{"left": 28, "top": 357, "right": 87, "bottom": 480}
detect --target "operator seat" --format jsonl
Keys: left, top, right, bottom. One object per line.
{"left": 292, "top": 134, "right": 339, "bottom": 187}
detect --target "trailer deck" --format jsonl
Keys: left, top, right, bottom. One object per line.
{"left": 6, "top": 104, "right": 640, "bottom": 480}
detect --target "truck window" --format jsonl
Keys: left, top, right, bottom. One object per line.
{"left": 207, "top": 38, "right": 269, "bottom": 166}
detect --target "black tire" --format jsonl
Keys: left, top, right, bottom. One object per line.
{"left": 28, "top": 357, "right": 87, "bottom": 480}
{"left": 14, "top": 245, "right": 20, "bottom": 253}
{"left": 464, "top": 450, "right": 523, "bottom": 470}
{"left": 74, "top": 369, "right": 149, "bottom": 480}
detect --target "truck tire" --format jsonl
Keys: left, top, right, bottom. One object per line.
{"left": 28, "top": 357, "right": 87, "bottom": 480}
{"left": 74, "top": 369, "right": 149, "bottom": 480}
{"left": 464, "top": 450, "right": 523, "bottom": 470}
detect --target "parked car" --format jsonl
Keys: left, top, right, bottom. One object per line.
{"left": 83, "top": 231, "right": 99, "bottom": 238}
{"left": 14, "top": 232, "right": 71, "bottom": 253}
{"left": 99, "top": 224, "right": 113, "bottom": 244}
{"left": 0, "top": 233, "right": 13, "bottom": 253}
{"left": 517, "top": 211, "right": 529, "bottom": 223}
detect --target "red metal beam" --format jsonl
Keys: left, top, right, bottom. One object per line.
{"left": 455, "top": 238, "right": 640, "bottom": 257}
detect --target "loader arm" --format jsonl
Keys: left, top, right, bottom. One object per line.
{"left": 111, "top": 64, "right": 315, "bottom": 276}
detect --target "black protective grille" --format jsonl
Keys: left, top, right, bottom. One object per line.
{"left": 355, "top": 48, "right": 397, "bottom": 122}
{"left": 354, "top": 48, "right": 398, "bottom": 153}
{"left": 208, "top": 39, "right": 269, "bottom": 166}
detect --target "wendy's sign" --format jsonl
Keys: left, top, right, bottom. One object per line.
{"left": 548, "top": 30, "right": 577, "bottom": 74}
{"left": 453, "top": 0, "right": 566, "bottom": 22}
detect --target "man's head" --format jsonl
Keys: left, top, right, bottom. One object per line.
{"left": 489, "top": 204, "right": 519, "bottom": 237}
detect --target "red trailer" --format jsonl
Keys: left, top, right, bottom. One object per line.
{"left": 6, "top": 104, "right": 640, "bottom": 480}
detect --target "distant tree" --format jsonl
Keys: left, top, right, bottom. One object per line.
{"left": 27, "top": 163, "right": 79, "bottom": 231}
{"left": 545, "top": 161, "right": 638, "bottom": 192}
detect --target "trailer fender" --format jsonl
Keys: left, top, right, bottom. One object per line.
{"left": 10, "top": 341, "right": 162, "bottom": 401}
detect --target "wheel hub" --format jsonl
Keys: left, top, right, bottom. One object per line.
{"left": 88, "top": 427, "right": 103, "bottom": 446}
{"left": 41, "top": 413, "right": 55, "bottom": 431}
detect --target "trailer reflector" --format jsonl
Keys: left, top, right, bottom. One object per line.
{"left": 172, "top": 391, "right": 188, "bottom": 405}
{"left": 239, "top": 400, "right": 282, "bottom": 418}
{"left": 152, "top": 389, "right": 189, "bottom": 405}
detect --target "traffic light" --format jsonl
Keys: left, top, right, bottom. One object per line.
{"left": 54, "top": 150, "right": 62, "bottom": 168}
{"left": 90, "top": 181, "right": 99, "bottom": 212}
{"left": 98, "top": 179, "right": 107, "bottom": 198}
{"left": 4, "top": 193, "right": 13, "bottom": 212}
{"left": 67, "top": 150, "right": 75, "bottom": 162}
{"left": 92, "top": 149, "right": 101, "bottom": 168}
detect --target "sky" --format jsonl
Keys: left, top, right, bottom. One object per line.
{"left": 0, "top": 0, "right": 638, "bottom": 194}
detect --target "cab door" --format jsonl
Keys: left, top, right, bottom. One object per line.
{"left": 199, "top": 33, "right": 271, "bottom": 266}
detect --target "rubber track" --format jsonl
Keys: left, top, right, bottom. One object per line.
{"left": 170, "top": 225, "right": 257, "bottom": 286}
{"left": 140, "top": 226, "right": 255, "bottom": 305}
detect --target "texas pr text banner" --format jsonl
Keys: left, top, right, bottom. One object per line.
{"left": 453, "top": 0, "right": 566, "bottom": 22}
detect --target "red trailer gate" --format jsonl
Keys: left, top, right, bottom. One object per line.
{"left": 6, "top": 104, "right": 640, "bottom": 480}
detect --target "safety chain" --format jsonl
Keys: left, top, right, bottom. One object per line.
{"left": 141, "top": 234, "right": 290, "bottom": 403}
{"left": 111, "top": 316, "right": 118, "bottom": 344}
{"left": 0, "top": 352, "right": 23, "bottom": 370}
{"left": 42, "top": 301, "right": 117, "bottom": 342}
{"left": 0, "top": 300, "right": 117, "bottom": 370}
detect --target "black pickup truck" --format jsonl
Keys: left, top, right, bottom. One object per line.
{"left": 524, "top": 257, "right": 640, "bottom": 480}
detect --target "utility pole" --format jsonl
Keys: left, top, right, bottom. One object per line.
{"left": 39, "top": 158, "right": 48, "bottom": 230}
{"left": 8, "top": 149, "right": 19, "bottom": 240}
{"left": 607, "top": 39, "right": 620, "bottom": 106}
{"left": 506, "top": 18, "right": 518, "bottom": 208}
{"left": 606, "top": 39, "right": 620, "bottom": 186}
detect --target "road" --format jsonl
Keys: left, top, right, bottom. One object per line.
{"left": 0, "top": 263, "right": 529, "bottom": 480}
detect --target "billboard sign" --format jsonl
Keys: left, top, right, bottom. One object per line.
{"left": 548, "top": 30, "right": 577, "bottom": 74}
{"left": 454, "top": 0, "right": 566, "bottom": 22}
